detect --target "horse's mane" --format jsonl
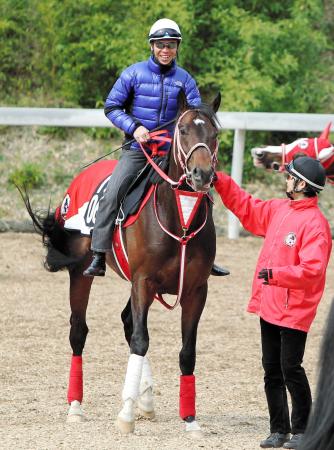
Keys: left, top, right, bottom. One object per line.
{"left": 300, "top": 298, "right": 334, "bottom": 450}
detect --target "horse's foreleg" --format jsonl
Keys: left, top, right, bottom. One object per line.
{"left": 121, "top": 298, "right": 155, "bottom": 419}
{"left": 121, "top": 297, "right": 133, "bottom": 346}
{"left": 179, "top": 284, "right": 207, "bottom": 437}
{"left": 67, "top": 268, "right": 93, "bottom": 423}
{"left": 117, "top": 283, "right": 154, "bottom": 433}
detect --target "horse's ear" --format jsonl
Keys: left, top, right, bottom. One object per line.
{"left": 319, "top": 122, "right": 332, "bottom": 140}
{"left": 177, "top": 89, "right": 189, "bottom": 114}
{"left": 211, "top": 92, "right": 221, "bottom": 113}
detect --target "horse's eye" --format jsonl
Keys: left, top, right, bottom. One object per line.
{"left": 179, "top": 126, "right": 188, "bottom": 135}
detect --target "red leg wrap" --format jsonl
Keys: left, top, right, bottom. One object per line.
{"left": 67, "top": 355, "right": 83, "bottom": 404}
{"left": 179, "top": 374, "right": 196, "bottom": 419}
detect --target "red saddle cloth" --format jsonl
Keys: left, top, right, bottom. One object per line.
{"left": 55, "top": 160, "right": 154, "bottom": 280}
{"left": 56, "top": 160, "right": 118, "bottom": 235}
{"left": 55, "top": 159, "right": 154, "bottom": 235}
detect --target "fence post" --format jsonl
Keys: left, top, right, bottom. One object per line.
{"left": 227, "top": 129, "right": 246, "bottom": 239}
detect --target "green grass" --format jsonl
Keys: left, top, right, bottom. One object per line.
{"left": 8, "top": 162, "right": 46, "bottom": 189}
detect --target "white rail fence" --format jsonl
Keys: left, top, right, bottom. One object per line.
{"left": 1, "top": 107, "right": 333, "bottom": 238}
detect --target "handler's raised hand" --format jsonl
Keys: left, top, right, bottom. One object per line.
{"left": 258, "top": 268, "right": 273, "bottom": 285}
{"left": 134, "top": 126, "right": 150, "bottom": 144}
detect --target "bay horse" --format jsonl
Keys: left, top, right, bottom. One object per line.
{"left": 251, "top": 122, "right": 334, "bottom": 183}
{"left": 22, "top": 93, "right": 221, "bottom": 437}
{"left": 299, "top": 298, "right": 334, "bottom": 450}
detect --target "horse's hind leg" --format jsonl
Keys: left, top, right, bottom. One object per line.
{"left": 67, "top": 266, "right": 93, "bottom": 423}
{"left": 121, "top": 298, "right": 155, "bottom": 420}
{"left": 179, "top": 284, "right": 207, "bottom": 438}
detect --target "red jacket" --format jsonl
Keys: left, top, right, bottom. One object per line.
{"left": 214, "top": 172, "right": 332, "bottom": 332}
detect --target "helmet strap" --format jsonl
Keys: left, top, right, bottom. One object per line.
{"left": 293, "top": 178, "right": 304, "bottom": 193}
{"left": 286, "top": 178, "right": 305, "bottom": 199}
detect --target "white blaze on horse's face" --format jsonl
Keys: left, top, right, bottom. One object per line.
{"left": 193, "top": 118, "right": 205, "bottom": 126}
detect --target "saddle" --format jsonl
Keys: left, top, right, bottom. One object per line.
{"left": 117, "top": 155, "right": 168, "bottom": 224}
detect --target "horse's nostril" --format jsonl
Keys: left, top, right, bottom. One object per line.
{"left": 272, "top": 162, "right": 280, "bottom": 171}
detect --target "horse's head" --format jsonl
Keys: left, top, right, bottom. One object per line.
{"left": 251, "top": 123, "right": 334, "bottom": 174}
{"left": 173, "top": 92, "right": 221, "bottom": 192}
{"left": 251, "top": 144, "right": 283, "bottom": 171}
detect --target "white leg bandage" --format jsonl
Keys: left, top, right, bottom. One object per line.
{"left": 139, "top": 356, "right": 153, "bottom": 395}
{"left": 138, "top": 356, "right": 154, "bottom": 414}
{"left": 122, "top": 353, "right": 144, "bottom": 402}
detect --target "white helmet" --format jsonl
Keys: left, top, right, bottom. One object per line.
{"left": 148, "top": 18, "right": 182, "bottom": 42}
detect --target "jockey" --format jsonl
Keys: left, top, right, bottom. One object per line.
{"left": 84, "top": 19, "right": 228, "bottom": 277}
{"left": 214, "top": 156, "right": 332, "bottom": 449}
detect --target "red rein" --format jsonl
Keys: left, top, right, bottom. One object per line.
{"left": 67, "top": 355, "right": 83, "bottom": 404}
{"left": 179, "top": 374, "right": 196, "bottom": 419}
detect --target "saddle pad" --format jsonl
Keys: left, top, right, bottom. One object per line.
{"left": 55, "top": 159, "right": 155, "bottom": 235}
{"left": 56, "top": 160, "right": 118, "bottom": 235}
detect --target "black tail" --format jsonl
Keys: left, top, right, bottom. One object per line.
{"left": 300, "top": 298, "right": 334, "bottom": 450}
{"left": 17, "top": 186, "right": 83, "bottom": 272}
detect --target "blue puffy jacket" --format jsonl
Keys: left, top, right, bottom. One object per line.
{"left": 104, "top": 56, "right": 201, "bottom": 150}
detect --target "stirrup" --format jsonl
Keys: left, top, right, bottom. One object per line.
{"left": 211, "top": 263, "right": 230, "bottom": 276}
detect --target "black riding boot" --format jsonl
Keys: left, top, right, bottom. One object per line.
{"left": 211, "top": 263, "right": 230, "bottom": 276}
{"left": 83, "top": 252, "right": 106, "bottom": 277}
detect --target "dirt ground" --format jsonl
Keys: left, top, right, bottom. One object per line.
{"left": 1, "top": 233, "right": 333, "bottom": 450}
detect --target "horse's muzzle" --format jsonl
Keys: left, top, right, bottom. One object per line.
{"left": 190, "top": 167, "right": 214, "bottom": 192}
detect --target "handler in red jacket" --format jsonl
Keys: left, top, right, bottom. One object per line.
{"left": 214, "top": 156, "right": 332, "bottom": 450}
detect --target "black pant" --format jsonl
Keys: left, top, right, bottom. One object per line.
{"left": 91, "top": 150, "right": 148, "bottom": 252}
{"left": 260, "top": 318, "right": 312, "bottom": 434}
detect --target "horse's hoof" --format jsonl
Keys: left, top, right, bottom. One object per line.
{"left": 67, "top": 413, "right": 86, "bottom": 423}
{"left": 116, "top": 417, "right": 135, "bottom": 434}
{"left": 67, "top": 400, "right": 86, "bottom": 423}
{"left": 138, "top": 408, "right": 156, "bottom": 420}
{"left": 186, "top": 429, "right": 204, "bottom": 439}
{"left": 185, "top": 420, "right": 203, "bottom": 439}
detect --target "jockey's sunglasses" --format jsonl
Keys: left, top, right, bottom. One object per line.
{"left": 154, "top": 41, "right": 178, "bottom": 49}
